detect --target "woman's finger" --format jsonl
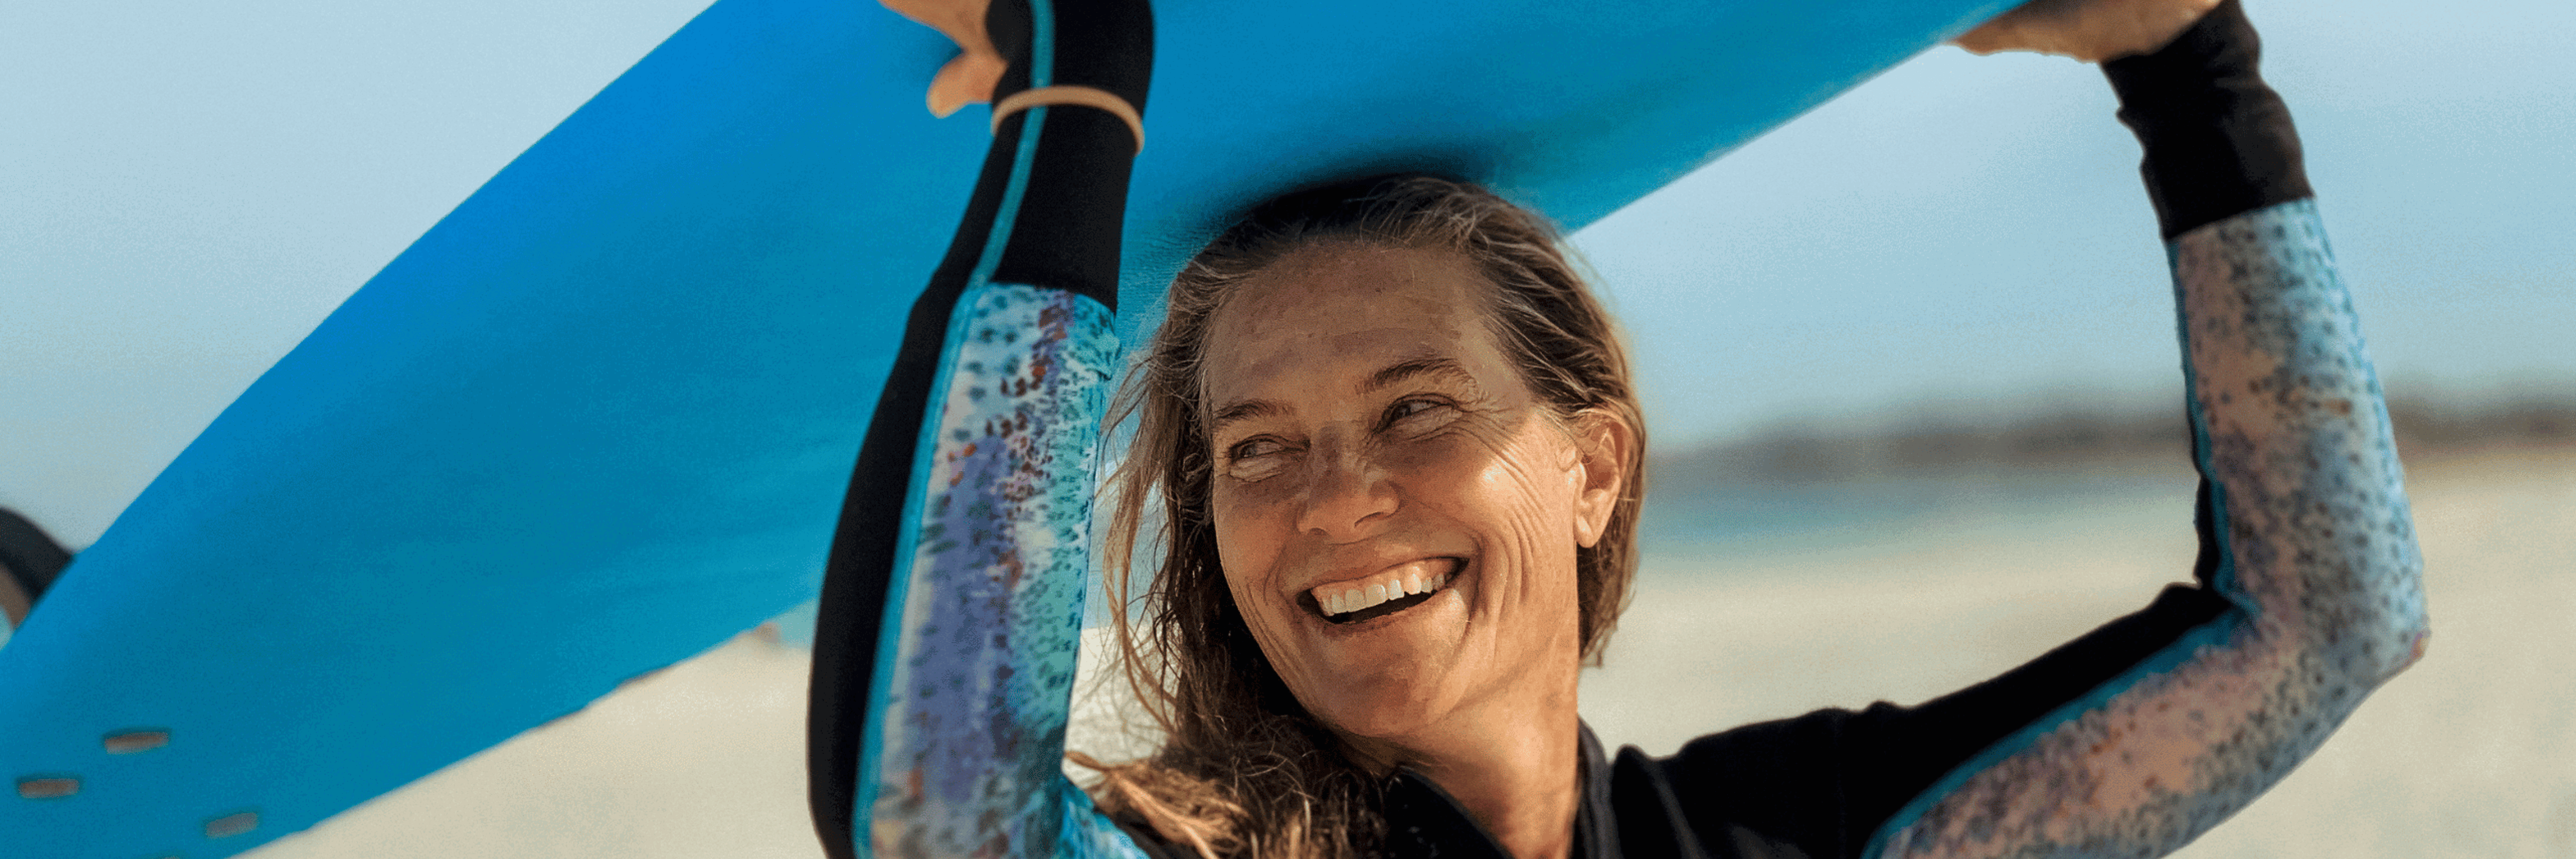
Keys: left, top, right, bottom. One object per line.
{"left": 882, "top": 0, "right": 1007, "bottom": 113}
{"left": 928, "top": 52, "right": 1007, "bottom": 116}
{"left": 1955, "top": 0, "right": 2221, "bottom": 62}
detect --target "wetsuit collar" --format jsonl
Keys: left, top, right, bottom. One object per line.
{"left": 1381, "top": 721, "right": 1621, "bottom": 858}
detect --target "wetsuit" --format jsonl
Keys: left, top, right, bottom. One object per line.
{"left": 1127, "top": 3, "right": 2428, "bottom": 857}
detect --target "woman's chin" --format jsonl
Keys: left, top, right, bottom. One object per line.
{"left": 1289, "top": 588, "right": 1480, "bottom": 745}
{"left": 1307, "top": 684, "right": 1461, "bottom": 751}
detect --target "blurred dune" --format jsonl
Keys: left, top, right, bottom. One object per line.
{"left": 1654, "top": 394, "right": 2576, "bottom": 485}
{"left": 246, "top": 445, "right": 2574, "bottom": 858}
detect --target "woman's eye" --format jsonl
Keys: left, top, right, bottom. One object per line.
{"left": 1383, "top": 398, "right": 1454, "bottom": 430}
{"left": 1222, "top": 438, "right": 1291, "bottom": 481}
{"left": 1228, "top": 438, "right": 1284, "bottom": 460}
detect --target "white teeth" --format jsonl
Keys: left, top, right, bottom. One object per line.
{"left": 1313, "top": 564, "right": 1456, "bottom": 618}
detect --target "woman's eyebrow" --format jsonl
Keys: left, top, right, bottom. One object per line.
{"left": 1363, "top": 356, "right": 1473, "bottom": 394}
{"left": 1208, "top": 357, "right": 1471, "bottom": 432}
{"left": 1208, "top": 398, "right": 1282, "bottom": 433}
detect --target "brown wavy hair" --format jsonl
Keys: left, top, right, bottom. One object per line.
{"left": 1083, "top": 175, "right": 1647, "bottom": 858}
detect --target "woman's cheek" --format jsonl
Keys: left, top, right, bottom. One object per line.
{"left": 1428, "top": 424, "right": 1539, "bottom": 492}
{"left": 1387, "top": 427, "right": 1492, "bottom": 482}
{"left": 1211, "top": 472, "right": 1289, "bottom": 536}
{"left": 1210, "top": 481, "right": 1289, "bottom": 590}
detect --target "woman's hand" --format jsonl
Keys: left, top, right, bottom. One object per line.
{"left": 1954, "top": 0, "right": 2223, "bottom": 62}
{"left": 880, "top": 0, "right": 1006, "bottom": 116}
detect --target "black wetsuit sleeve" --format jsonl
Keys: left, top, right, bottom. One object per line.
{"left": 1625, "top": 5, "right": 2426, "bottom": 858}
{"left": 1634, "top": 586, "right": 2230, "bottom": 858}
{"left": 2100, "top": 0, "right": 2313, "bottom": 239}
{"left": 0, "top": 508, "right": 74, "bottom": 629}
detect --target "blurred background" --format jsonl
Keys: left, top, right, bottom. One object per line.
{"left": 4, "top": 0, "right": 2569, "bottom": 855}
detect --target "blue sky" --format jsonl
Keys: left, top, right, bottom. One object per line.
{"left": 5, "top": 0, "right": 2570, "bottom": 547}
{"left": 1580, "top": 0, "right": 2576, "bottom": 442}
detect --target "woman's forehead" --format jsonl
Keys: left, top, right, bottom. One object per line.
{"left": 1221, "top": 244, "right": 1483, "bottom": 330}
{"left": 1200, "top": 244, "right": 1514, "bottom": 409}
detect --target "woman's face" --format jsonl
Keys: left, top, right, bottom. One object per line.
{"left": 1200, "top": 242, "right": 1623, "bottom": 753}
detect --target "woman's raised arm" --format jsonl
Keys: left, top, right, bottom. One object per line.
{"left": 1866, "top": 3, "right": 2431, "bottom": 855}
{"left": 803, "top": 1, "right": 1157, "bottom": 856}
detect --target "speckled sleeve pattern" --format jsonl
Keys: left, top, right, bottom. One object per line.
{"left": 804, "top": 0, "right": 1154, "bottom": 854}
{"left": 1867, "top": 199, "right": 2430, "bottom": 859}
{"left": 859, "top": 284, "right": 1145, "bottom": 858}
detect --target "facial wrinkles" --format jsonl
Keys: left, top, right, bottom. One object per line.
{"left": 1195, "top": 243, "right": 1597, "bottom": 746}
{"left": 1214, "top": 336, "right": 1568, "bottom": 597}
{"left": 1468, "top": 414, "right": 1581, "bottom": 640}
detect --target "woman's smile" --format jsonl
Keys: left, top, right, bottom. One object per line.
{"left": 1295, "top": 555, "right": 1473, "bottom": 645}
{"left": 1305, "top": 555, "right": 1461, "bottom": 624}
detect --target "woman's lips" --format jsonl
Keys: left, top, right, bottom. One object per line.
{"left": 1308, "top": 557, "right": 1462, "bottom": 622}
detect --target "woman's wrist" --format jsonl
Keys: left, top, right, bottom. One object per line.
{"left": 2101, "top": 0, "right": 2313, "bottom": 239}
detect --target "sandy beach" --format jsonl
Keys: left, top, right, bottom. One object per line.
{"left": 246, "top": 448, "right": 2576, "bottom": 858}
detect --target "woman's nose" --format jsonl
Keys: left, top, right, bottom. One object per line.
{"left": 1295, "top": 443, "right": 1395, "bottom": 542}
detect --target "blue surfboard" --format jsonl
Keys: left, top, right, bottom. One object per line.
{"left": 0, "top": 0, "right": 2010, "bottom": 856}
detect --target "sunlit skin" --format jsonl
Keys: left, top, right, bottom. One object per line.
{"left": 1199, "top": 242, "right": 1630, "bottom": 859}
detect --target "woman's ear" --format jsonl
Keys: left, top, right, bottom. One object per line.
{"left": 1568, "top": 409, "right": 1633, "bottom": 549}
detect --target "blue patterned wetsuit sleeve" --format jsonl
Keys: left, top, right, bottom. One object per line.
{"left": 858, "top": 282, "right": 1149, "bottom": 858}
{"left": 1861, "top": 196, "right": 2429, "bottom": 858}
{"left": 1851, "top": 4, "right": 2431, "bottom": 856}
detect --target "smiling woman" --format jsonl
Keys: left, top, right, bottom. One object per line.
{"left": 1089, "top": 176, "right": 1647, "bottom": 858}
